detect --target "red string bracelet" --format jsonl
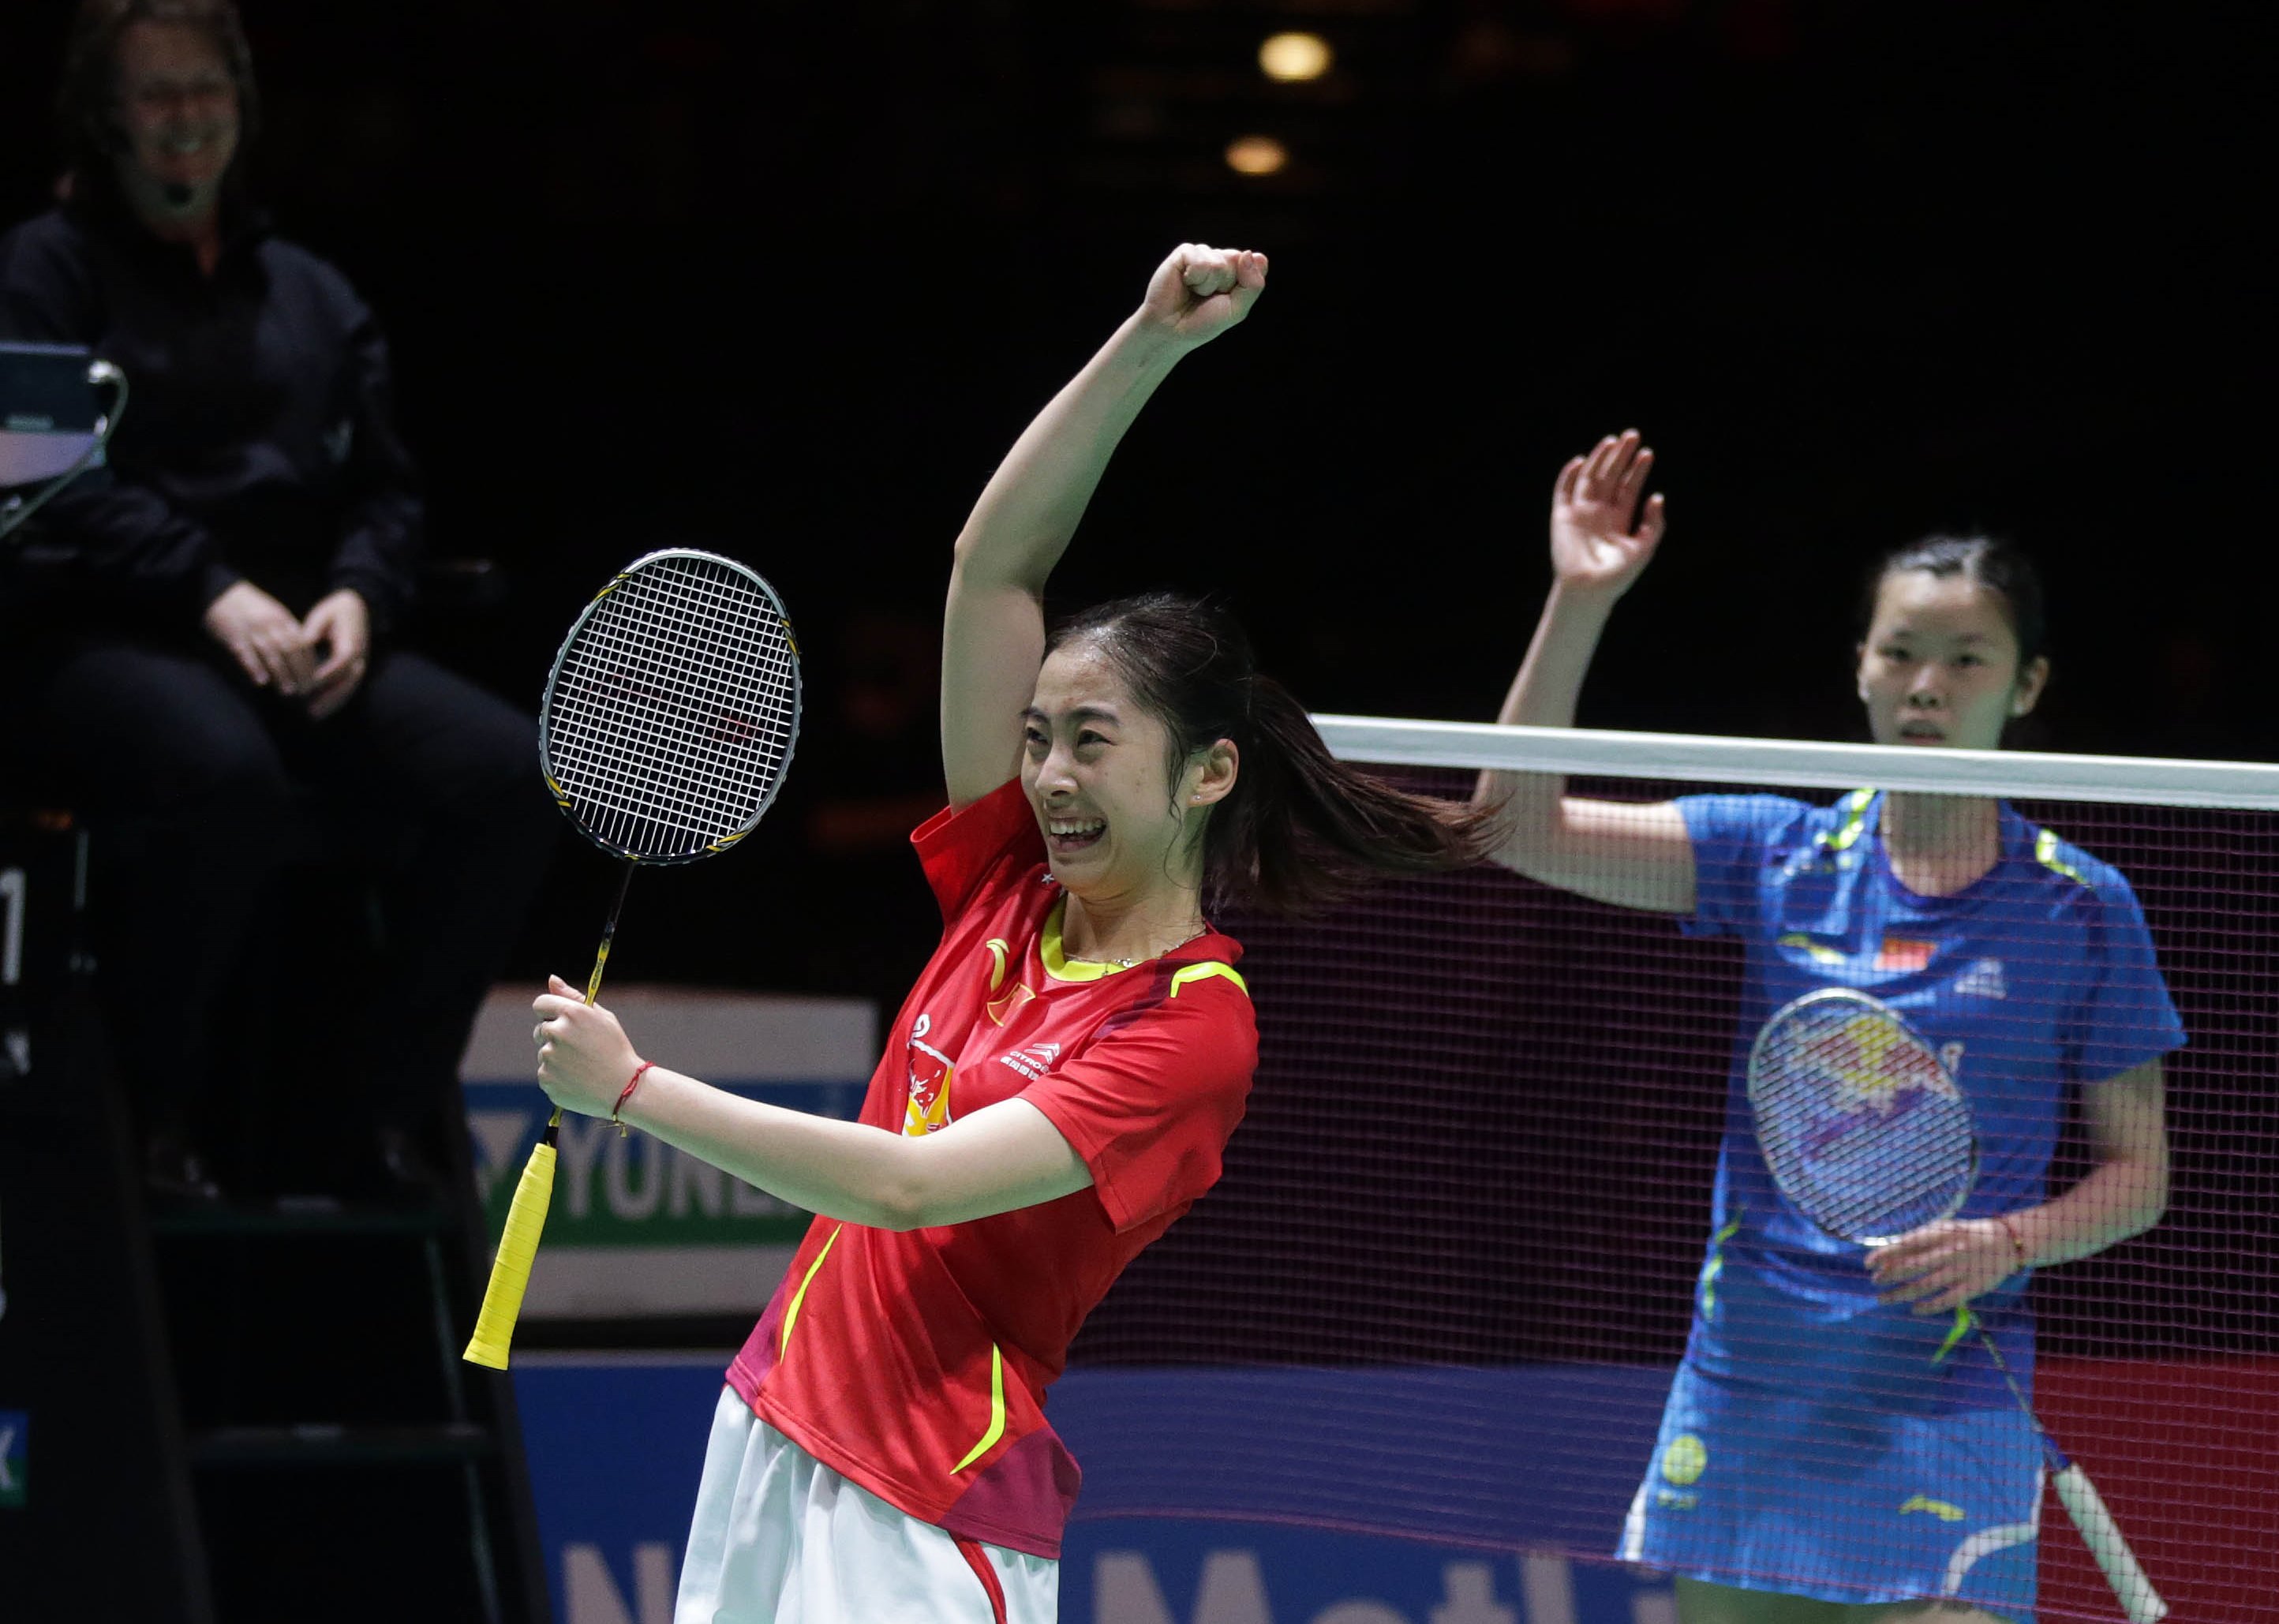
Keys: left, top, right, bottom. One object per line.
{"left": 1996, "top": 1212, "right": 2033, "bottom": 1275}
{"left": 612, "top": 1061, "right": 657, "bottom": 1136}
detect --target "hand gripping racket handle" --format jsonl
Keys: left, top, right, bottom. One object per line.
{"left": 462, "top": 1137, "right": 558, "bottom": 1370}
{"left": 462, "top": 867, "right": 633, "bottom": 1370}
{"left": 2053, "top": 1462, "right": 2167, "bottom": 1624}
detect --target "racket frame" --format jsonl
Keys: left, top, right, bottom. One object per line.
{"left": 1746, "top": 986, "right": 1978, "bottom": 1246}
{"left": 538, "top": 545, "right": 803, "bottom": 866}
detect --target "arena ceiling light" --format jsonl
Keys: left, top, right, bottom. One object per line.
{"left": 1223, "top": 135, "right": 1289, "bottom": 176}
{"left": 1258, "top": 31, "right": 1334, "bottom": 83}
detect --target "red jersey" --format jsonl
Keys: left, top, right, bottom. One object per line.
{"left": 724, "top": 779, "right": 1257, "bottom": 1558}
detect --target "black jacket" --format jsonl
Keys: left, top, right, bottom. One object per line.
{"left": 0, "top": 191, "right": 422, "bottom": 636}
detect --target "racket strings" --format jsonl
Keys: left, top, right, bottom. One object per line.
{"left": 546, "top": 555, "right": 798, "bottom": 858}
{"left": 559, "top": 589, "right": 787, "bottom": 825}
{"left": 552, "top": 623, "right": 776, "bottom": 847}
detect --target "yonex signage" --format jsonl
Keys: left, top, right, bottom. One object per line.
{"left": 460, "top": 986, "right": 873, "bottom": 1319}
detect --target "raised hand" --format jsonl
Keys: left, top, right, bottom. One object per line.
{"left": 1549, "top": 429, "right": 1666, "bottom": 601}
{"left": 1136, "top": 243, "right": 1268, "bottom": 348}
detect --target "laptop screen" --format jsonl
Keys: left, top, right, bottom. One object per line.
{"left": 1, "top": 342, "right": 106, "bottom": 489}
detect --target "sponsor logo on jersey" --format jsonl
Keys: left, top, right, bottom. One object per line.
{"left": 1661, "top": 1433, "right": 1707, "bottom": 1485}
{"left": 984, "top": 936, "right": 1038, "bottom": 1025}
{"left": 999, "top": 1041, "right": 1061, "bottom": 1082}
{"left": 1778, "top": 932, "right": 1849, "bottom": 967}
{"left": 1954, "top": 957, "right": 2008, "bottom": 1001}
{"left": 1876, "top": 937, "right": 1936, "bottom": 973}
{"left": 904, "top": 1012, "right": 956, "bottom": 1136}
{"left": 986, "top": 982, "right": 1037, "bottom": 1027}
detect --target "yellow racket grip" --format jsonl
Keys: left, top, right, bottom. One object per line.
{"left": 462, "top": 1141, "right": 558, "bottom": 1370}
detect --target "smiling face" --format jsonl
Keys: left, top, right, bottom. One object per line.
{"left": 1021, "top": 638, "right": 1237, "bottom": 908}
{"left": 1855, "top": 567, "right": 2049, "bottom": 750}
{"left": 111, "top": 21, "right": 241, "bottom": 225}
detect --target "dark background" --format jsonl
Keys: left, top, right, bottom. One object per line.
{"left": 2, "top": 0, "right": 2267, "bottom": 997}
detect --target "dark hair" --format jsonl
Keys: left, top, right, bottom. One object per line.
{"left": 56, "top": 0, "right": 260, "bottom": 189}
{"left": 1862, "top": 533, "right": 2048, "bottom": 672}
{"left": 1047, "top": 592, "right": 1501, "bottom": 915}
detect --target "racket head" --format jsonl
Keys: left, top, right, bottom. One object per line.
{"left": 540, "top": 548, "right": 802, "bottom": 863}
{"left": 1746, "top": 986, "right": 1978, "bottom": 1244}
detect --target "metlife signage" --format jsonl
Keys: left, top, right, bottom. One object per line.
{"left": 459, "top": 986, "right": 873, "bottom": 1318}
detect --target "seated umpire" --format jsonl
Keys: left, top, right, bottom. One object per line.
{"left": 0, "top": 0, "right": 555, "bottom": 1196}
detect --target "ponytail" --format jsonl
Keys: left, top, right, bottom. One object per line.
{"left": 1050, "top": 593, "right": 1500, "bottom": 915}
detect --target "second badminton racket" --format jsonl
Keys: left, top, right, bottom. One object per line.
{"left": 1748, "top": 986, "right": 2165, "bottom": 1623}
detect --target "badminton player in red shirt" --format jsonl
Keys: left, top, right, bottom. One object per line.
{"left": 532, "top": 245, "right": 1499, "bottom": 1623}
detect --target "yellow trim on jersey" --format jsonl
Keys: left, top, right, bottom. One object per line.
{"left": 986, "top": 938, "right": 1011, "bottom": 992}
{"left": 1039, "top": 898, "right": 1122, "bottom": 982}
{"left": 1699, "top": 1214, "right": 1743, "bottom": 1317}
{"left": 2034, "top": 829, "right": 2091, "bottom": 887}
{"left": 1815, "top": 788, "right": 1877, "bottom": 855}
{"left": 1170, "top": 962, "right": 1249, "bottom": 999}
{"left": 1042, "top": 898, "right": 1239, "bottom": 988}
{"left": 779, "top": 1225, "right": 842, "bottom": 1356}
{"left": 1776, "top": 932, "right": 1849, "bottom": 967}
{"left": 951, "top": 1343, "right": 1007, "bottom": 1473}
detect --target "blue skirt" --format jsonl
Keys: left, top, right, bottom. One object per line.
{"left": 1619, "top": 1360, "right": 2043, "bottom": 1618}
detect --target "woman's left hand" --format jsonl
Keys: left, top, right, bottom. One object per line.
{"left": 533, "top": 975, "right": 643, "bottom": 1118}
{"left": 1865, "top": 1218, "right": 2021, "bottom": 1315}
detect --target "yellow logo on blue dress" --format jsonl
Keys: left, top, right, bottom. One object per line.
{"left": 1662, "top": 1433, "right": 1708, "bottom": 1486}
{"left": 1899, "top": 1494, "right": 1967, "bottom": 1522}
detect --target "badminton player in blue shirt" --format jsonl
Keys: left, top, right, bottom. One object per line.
{"left": 1476, "top": 432, "right": 2180, "bottom": 1622}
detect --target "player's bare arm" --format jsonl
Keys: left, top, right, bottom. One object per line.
{"left": 533, "top": 979, "right": 1092, "bottom": 1229}
{"left": 941, "top": 243, "right": 1267, "bottom": 810}
{"left": 1869, "top": 1059, "right": 2169, "bottom": 1315}
{"left": 1476, "top": 429, "right": 1693, "bottom": 911}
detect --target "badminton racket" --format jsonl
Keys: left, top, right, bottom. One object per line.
{"left": 1748, "top": 986, "right": 2165, "bottom": 1623}
{"left": 462, "top": 547, "right": 801, "bottom": 1369}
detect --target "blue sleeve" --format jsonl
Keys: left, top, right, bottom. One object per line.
{"left": 1675, "top": 795, "right": 1806, "bottom": 941}
{"left": 2064, "top": 872, "right": 2186, "bottom": 1083}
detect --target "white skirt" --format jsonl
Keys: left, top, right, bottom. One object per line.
{"left": 676, "top": 1386, "right": 1060, "bottom": 1624}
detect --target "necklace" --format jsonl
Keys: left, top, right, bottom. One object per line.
{"left": 1067, "top": 922, "right": 1209, "bottom": 969}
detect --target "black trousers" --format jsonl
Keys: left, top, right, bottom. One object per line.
{"left": 28, "top": 636, "right": 558, "bottom": 1145}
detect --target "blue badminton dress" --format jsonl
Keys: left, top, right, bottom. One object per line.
{"left": 1619, "top": 791, "right": 2183, "bottom": 1616}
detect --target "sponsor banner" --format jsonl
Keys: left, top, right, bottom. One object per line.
{"left": 513, "top": 1354, "right": 722, "bottom": 1622}
{"left": 460, "top": 986, "right": 873, "bottom": 1318}
{"left": 1065, "top": 1525, "right": 1676, "bottom": 1624}
{"left": 511, "top": 1360, "right": 1679, "bottom": 1624}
